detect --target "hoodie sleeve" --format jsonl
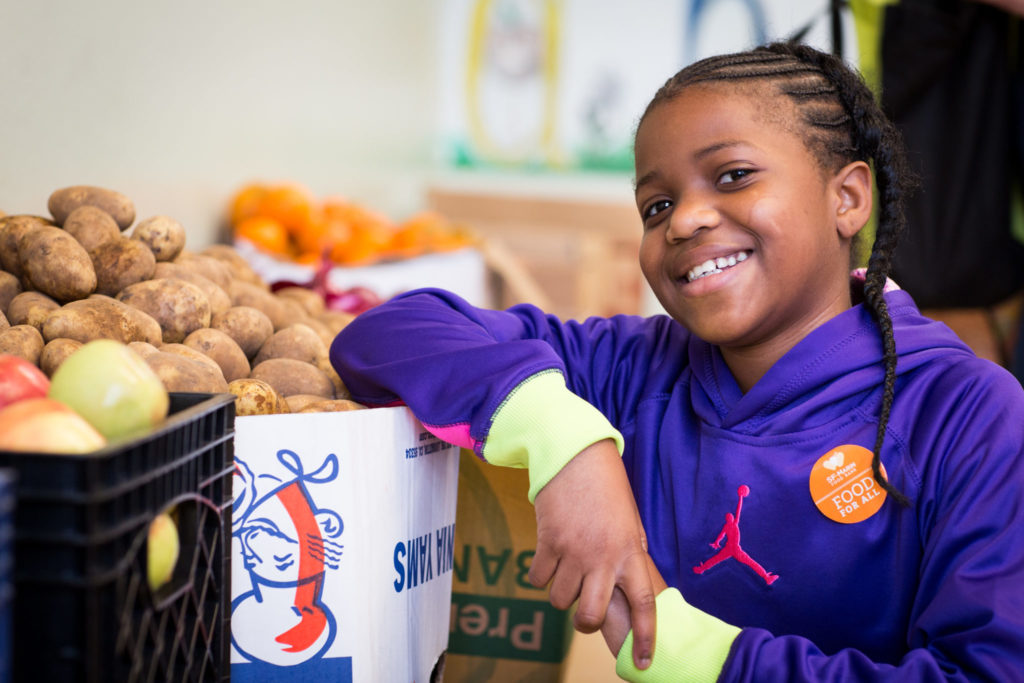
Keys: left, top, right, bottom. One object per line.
{"left": 329, "top": 287, "right": 670, "bottom": 498}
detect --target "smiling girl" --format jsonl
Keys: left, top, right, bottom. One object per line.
{"left": 331, "top": 43, "right": 1024, "bottom": 680}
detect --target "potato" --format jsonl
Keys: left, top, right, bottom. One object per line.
{"left": 48, "top": 185, "right": 135, "bottom": 230}
{"left": 0, "top": 215, "right": 52, "bottom": 277}
{"left": 283, "top": 393, "right": 330, "bottom": 413}
{"left": 7, "top": 291, "right": 60, "bottom": 330}
{"left": 316, "top": 356, "right": 350, "bottom": 399}
{"left": 173, "top": 251, "right": 232, "bottom": 291}
{"left": 89, "top": 236, "right": 156, "bottom": 296}
{"left": 39, "top": 338, "right": 83, "bottom": 377}
{"left": 200, "top": 244, "right": 266, "bottom": 287}
{"left": 18, "top": 226, "right": 98, "bottom": 302}
{"left": 62, "top": 205, "right": 120, "bottom": 252}
{"left": 250, "top": 358, "right": 335, "bottom": 398}
{"left": 0, "top": 270, "right": 23, "bottom": 314}
{"left": 42, "top": 294, "right": 162, "bottom": 345}
{"left": 0, "top": 310, "right": 8, "bottom": 331}
{"left": 145, "top": 350, "right": 229, "bottom": 393}
{"left": 0, "top": 324, "right": 44, "bottom": 365}
{"left": 116, "top": 278, "right": 211, "bottom": 344}
{"left": 272, "top": 296, "right": 311, "bottom": 330}
{"left": 127, "top": 341, "right": 160, "bottom": 359}
{"left": 227, "top": 281, "right": 290, "bottom": 329}
{"left": 182, "top": 328, "right": 250, "bottom": 382}
{"left": 274, "top": 286, "right": 325, "bottom": 317}
{"left": 253, "top": 323, "right": 327, "bottom": 367}
{"left": 210, "top": 305, "right": 273, "bottom": 360}
{"left": 227, "top": 281, "right": 310, "bottom": 331}
{"left": 152, "top": 262, "right": 230, "bottom": 316}
{"left": 300, "top": 315, "right": 338, "bottom": 351}
{"left": 297, "top": 399, "right": 366, "bottom": 413}
{"left": 228, "top": 378, "right": 289, "bottom": 416}
{"left": 159, "top": 343, "right": 226, "bottom": 377}
{"left": 131, "top": 215, "right": 186, "bottom": 262}
{"left": 317, "top": 310, "right": 356, "bottom": 338}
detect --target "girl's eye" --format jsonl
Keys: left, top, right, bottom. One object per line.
{"left": 718, "top": 168, "right": 753, "bottom": 186}
{"left": 642, "top": 199, "right": 672, "bottom": 221}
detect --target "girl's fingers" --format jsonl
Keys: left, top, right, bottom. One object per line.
{"left": 546, "top": 563, "right": 584, "bottom": 611}
{"left": 620, "top": 553, "right": 658, "bottom": 670}
{"left": 573, "top": 571, "right": 614, "bottom": 633}
{"left": 527, "top": 543, "right": 557, "bottom": 589}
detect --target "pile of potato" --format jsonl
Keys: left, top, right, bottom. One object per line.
{"left": 0, "top": 185, "right": 366, "bottom": 415}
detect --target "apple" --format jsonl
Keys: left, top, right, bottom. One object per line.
{"left": 48, "top": 339, "right": 169, "bottom": 441}
{"left": 0, "top": 353, "right": 50, "bottom": 410}
{"left": 0, "top": 398, "right": 106, "bottom": 453}
{"left": 147, "top": 511, "right": 180, "bottom": 591}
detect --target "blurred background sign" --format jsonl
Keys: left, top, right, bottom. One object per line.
{"left": 437, "top": 0, "right": 850, "bottom": 173}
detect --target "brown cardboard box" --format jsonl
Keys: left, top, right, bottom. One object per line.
{"left": 445, "top": 449, "right": 573, "bottom": 681}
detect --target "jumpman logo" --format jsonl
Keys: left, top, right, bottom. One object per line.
{"left": 693, "top": 484, "right": 779, "bottom": 585}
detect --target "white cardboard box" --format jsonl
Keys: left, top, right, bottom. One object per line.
{"left": 230, "top": 407, "right": 460, "bottom": 682}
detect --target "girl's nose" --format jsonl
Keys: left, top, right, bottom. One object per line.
{"left": 667, "top": 196, "right": 720, "bottom": 241}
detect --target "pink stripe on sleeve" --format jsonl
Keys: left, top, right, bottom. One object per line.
{"left": 422, "top": 422, "right": 477, "bottom": 450}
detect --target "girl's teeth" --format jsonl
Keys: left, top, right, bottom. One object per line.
{"left": 687, "top": 251, "right": 749, "bottom": 282}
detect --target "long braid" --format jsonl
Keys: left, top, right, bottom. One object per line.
{"left": 643, "top": 43, "right": 914, "bottom": 505}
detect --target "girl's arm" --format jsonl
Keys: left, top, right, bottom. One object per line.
{"left": 330, "top": 287, "right": 674, "bottom": 668}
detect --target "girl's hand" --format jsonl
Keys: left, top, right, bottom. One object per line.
{"left": 530, "top": 439, "right": 657, "bottom": 669}
{"left": 602, "top": 554, "right": 668, "bottom": 657}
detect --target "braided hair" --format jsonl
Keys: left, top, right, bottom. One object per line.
{"left": 640, "top": 42, "right": 913, "bottom": 506}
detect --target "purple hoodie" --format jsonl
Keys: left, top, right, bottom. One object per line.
{"left": 331, "top": 287, "right": 1024, "bottom": 681}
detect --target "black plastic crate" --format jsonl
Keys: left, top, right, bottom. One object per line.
{"left": 0, "top": 468, "right": 13, "bottom": 683}
{"left": 0, "top": 392, "right": 235, "bottom": 683}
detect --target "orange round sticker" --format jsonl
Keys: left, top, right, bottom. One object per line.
{"left": 809, "top": 445, "right": 887, "bottom": 524}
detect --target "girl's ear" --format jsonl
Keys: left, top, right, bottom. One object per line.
{"left": 833, "top": 160, "right": 873, "bottom": 239}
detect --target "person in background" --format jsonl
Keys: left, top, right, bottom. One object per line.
{"left": 331, "top": 42, "right": 1024, "bottom": 680}
{"left": 852, "top": 0, "right": 1024, "bottom": 381}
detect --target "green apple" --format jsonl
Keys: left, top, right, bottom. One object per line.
{"left": 48, "top": 339, "right": 169, "bottom": 441}
{"left": 147, "top": 511, "right": 180, "bottom": 591}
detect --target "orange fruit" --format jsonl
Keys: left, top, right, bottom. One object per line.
{"left": 229, "top": 183, "right": 269, "bottom": 226}
{"left": 293, "top": 250, "right": 323, "bottom": 267}
{"left": 328, "top": 203, "right": 394, "bottom": 265}
{"left": 235, "top": 215, "right": 291, "bottom": 255}
{"left": 393, "top": 211, "right": 476, "bottom": 256}
{"left": 262, "top": 183, "right": 320, "bottom": 237}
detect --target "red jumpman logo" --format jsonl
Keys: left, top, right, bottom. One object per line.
{"left": 693, "top": 485, "right": 778, "bottom": 585}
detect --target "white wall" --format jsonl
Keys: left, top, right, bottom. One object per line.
{"left": 0, "top": 1, "right": 440, "bottom": 248}
{"left": 0, "top": 0, "right": 854, "bottom": 254}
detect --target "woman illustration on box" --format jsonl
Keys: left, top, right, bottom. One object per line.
{"left": 232, "top": 451, "right": 344, "bottom": 667}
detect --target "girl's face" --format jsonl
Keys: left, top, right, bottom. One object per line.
{"left": 635, "top": 84, "right": 859, "bottom": 370}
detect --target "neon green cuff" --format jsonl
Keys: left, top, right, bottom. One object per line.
{"left": 483, "top": 370, "right": 624, "bottom": 502}
{"left": 616, "top": 588, "right": 741, "bottom": 682}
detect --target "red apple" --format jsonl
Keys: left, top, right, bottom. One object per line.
{"left": 0, "top": 353, "right": 50, "bottom": 410}
{"left": 0, "top": 398, "right": 106, "bottom": 454}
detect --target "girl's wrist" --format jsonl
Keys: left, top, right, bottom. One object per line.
{"left": 615, "top": 587, "right": 741, "bottom": 682}
{"left": 483, "top": 370, "right": 624, "bottom": 501}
